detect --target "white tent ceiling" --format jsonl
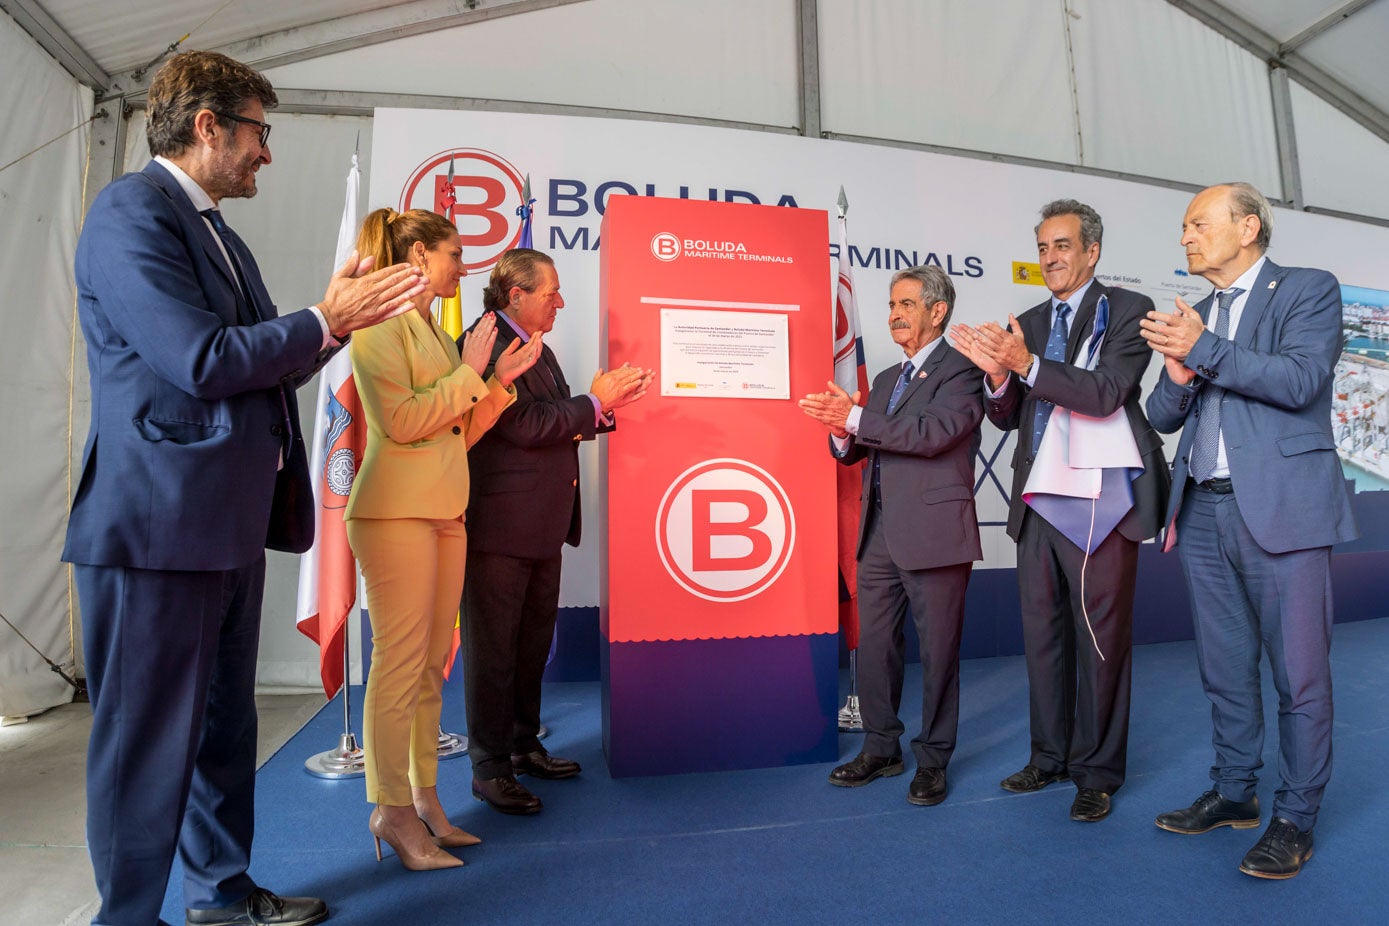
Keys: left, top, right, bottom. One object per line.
{"left": 5, "top": 0, "right": 1389, "bottom": 221}
{"left": 8, "top": 0, "right": 1388, "bottom": 132}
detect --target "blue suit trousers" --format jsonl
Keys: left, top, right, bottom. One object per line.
{"left": 78, "top": 558, "right": 264, "bottom": 925}
{"left": 1176, "top": 488, "right": 1334, "bottom": 830}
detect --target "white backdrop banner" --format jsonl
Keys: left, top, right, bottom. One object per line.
{"left": 370, "top": 108, "right": 1389, "bottom": 603}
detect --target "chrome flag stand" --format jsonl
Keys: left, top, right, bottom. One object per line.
{"left": 837, "top": 650, "right": 863, "bottom": 732}
{"left": 305, "top": 631, "right": 365, "bottom": 779}
{"left": 437, "top": 726, "right": 468, "bottom": 759}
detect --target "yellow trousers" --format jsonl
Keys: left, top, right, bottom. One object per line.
{"left": 347, "top": 515, "right": 467, "bottom": 806}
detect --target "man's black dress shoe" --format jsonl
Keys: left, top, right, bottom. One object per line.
{"left": 512, "top": 750, "right": 582, "bottom": 780}
{"left": 186, "top": 888, "right": 327, "bottom": 926}
{"left": 1000, "top": 764, "right": 1070, "bottom": 793}
{"left": 828, "top": 752, "right": 904, "bottom": 787}
{"left": 1239, "top": 817, "right": 1314, "bottom": 880}
{"left": 1070, "top": 788, "right": 1112, "bottom": 822}
{"left": 472, "top": 774, "right": 543, "bottom": 815}
{"left": 1155, "top": 789, "right": 1261, "bottom": 835}
{"left": 907, "top": 767, "right": 947, "bottom": 806}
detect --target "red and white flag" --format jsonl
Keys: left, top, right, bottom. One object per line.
{"left": 295, "top": 152, "right": 367, "bottom": 698}
{"left": 832, "top": 196, "right": 869, "bottom": 650}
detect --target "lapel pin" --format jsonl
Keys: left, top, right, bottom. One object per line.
{"left": 917, "top": 371, "right": 928, "bottom": 379}
{"left": 1268, "top": 280, "right": 1277, "bottom": 289}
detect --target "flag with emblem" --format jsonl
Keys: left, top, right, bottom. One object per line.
{"left": 832, "top": 188, "right": 869, "bottom": 650}
{"left": 295, "top": 151, "right": 368, "bottom": 698}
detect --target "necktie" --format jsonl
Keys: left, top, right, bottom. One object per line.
{"left": 1188, "top": 287, "right": 1243, "bottom": 482}
{"left": 201, "top": 209, "right": 261, "bottom": 321}
{"left": 1030, "top": 303, "right": 1071, "bottom": 454}
{"left": 887, "top": 359, "right": 915, "bottom": 413}
{"left": 201, "top": 208, "right": 293, "bottom": 461}
{"left": 873, "top": 360, "right": 916, "bottom": 504}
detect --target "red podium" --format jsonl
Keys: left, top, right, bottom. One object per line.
{"left": 599, "top": 196, "right": 838, "bottom": 776}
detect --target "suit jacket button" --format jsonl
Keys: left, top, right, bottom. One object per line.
{"left": 452, "top": 426, "right": 461, "bottom": 435}
{"left": 270, "top": 424, "right": 283, "bottom": 437}
{"left": 470, "top": 396, "right": 478, "bottom": 403}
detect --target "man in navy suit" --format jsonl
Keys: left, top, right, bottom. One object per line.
{"left": 1142, "top": 182, "right": 1357, "bottom": 879}
{"left": 64, "top": 52, "right": 423, "bottom": 925}
{"left": 460, "top": 249, "right": 650, "bottom": 814}
{"left": 800, "top": 265, "right": 983, "bottom": 807}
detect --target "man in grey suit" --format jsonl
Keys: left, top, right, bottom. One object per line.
{"left": 1142, "top": 182, "right": 1357, "bottom": 879}
{"left": 800, "top": 265, "right": 983, "bottom": 807}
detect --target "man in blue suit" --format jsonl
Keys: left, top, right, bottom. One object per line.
{"left": 1142, "top": 182, "right": 1357, "bottom": 879}
{"left": 63, "top": 52, "right": 423, "bottom": 925}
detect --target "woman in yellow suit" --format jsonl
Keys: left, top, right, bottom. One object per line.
{"left": 346, "top": 208, "right": 541, "bottom": 871}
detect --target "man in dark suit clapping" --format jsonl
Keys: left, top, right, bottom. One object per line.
{"left": 460, "top": 250, "right": 651, "bottom": 815}
{"left": 64, "top": 51, "right": 423, "bottom": 926}
{"left": 950, "top": 199, "right": 1169, "bottom": 824}
{"left": 800, "top": 265, "right": 983, "bottom": 807}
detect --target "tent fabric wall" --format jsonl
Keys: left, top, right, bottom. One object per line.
{"left": 1290, "top": 82, "right": 1389, "bottom": 224}
{"left": 822, "top": 0, "right": 1072, "bottom": 162}
{"left": 819, "top": 0, "right": 1283, "bottom": 194}
{"left": 0, "top": 10, "right": 93, "bottom": 717}
{"left": 818, "top": 0, "right": 1078, "bottom": 163}
{"left": 1067, "top": 0, "right": 1282, "bottom": 194}
{"left": 262, "top": 0, "right": 803, "bottom": 129}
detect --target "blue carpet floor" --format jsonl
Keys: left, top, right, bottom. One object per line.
{"left": 163, "top": 617, "right": 1389, "bottom": 924}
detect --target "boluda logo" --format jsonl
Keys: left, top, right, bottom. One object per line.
{"left": 651, "top": 232, "right": 681, "bottom": 261}
{"left": 655, "top": 459, "right": 795, "bottom": 603}
{"left": 399, "top": 148, "right": 526, "bottom": 273}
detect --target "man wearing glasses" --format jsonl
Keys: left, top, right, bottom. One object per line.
{"left": 64, "top": 52, "right": 423, "bottom": 925}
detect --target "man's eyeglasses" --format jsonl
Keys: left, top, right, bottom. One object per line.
{"left": 213, "top": 111, "right": 271, "bottom": 148}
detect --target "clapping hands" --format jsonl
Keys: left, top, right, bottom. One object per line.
{"left": 798, "top": 381, "right": 860, "bottom": 439}
{"left": 590, "top": 363, "right": 654, "bottom": 413}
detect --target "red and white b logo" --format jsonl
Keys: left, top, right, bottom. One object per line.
{"left": 399, "top": 148, "right": 526, "bottom": 274}
{"left": 651, "top": 232, "right": 681, "bottom": 261}
{"left": 655, "top": 459, "right": 795, "bottom": 602}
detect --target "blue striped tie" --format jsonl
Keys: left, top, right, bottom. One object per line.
{"left": 872, "top": 360, "right": 915, "bottom": 504}
{"left": 1030, "top": 303, "right": 1070, "bottom": 454}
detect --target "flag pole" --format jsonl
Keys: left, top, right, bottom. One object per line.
{"left": 299, "top": 146, "right": 369, "bottom": 778}
{"left": 834, "top": 185, "right": 863, "bottom": 733}
{"left": 305, "top": 612, "right": 365, "bottom": 778}
{"left": 432, "top": 155, "right": 472, "bottom": 760}
{"left": 520, "top": 170, "right": 550, "bottom": 743}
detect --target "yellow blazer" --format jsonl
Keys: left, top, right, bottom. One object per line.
{"left": 345, "top": 309, "right": 514, "bottom": 521}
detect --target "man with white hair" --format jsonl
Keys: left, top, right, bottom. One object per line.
{"left": 1143, "top": 182, "right": 1357, "bottom": 879}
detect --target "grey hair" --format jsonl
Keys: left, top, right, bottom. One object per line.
{"left": 891, "top": 265, "right": 956, "bottom": 329}
{"left": 1036, "top": 199, "right": 1104, "bottom": 252}
{"left": 1218, "top": 182, "right": 1273, "bottom": 251}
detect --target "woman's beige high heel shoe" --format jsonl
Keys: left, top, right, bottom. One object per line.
{"left": 369, "top": 806, "right": 464, "bottom": 870}
{"left": 419, "top": 816, "right": 482, "bottom": 848}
